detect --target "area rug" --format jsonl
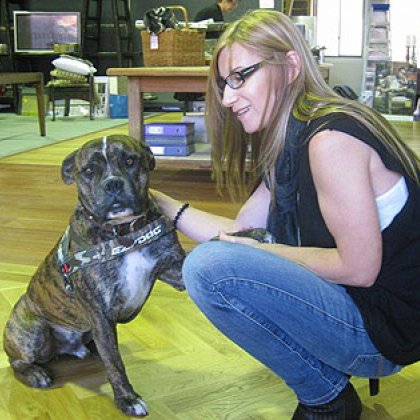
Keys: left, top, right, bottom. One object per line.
{"left": 0, "top": 114, "right": 128, "bottom": 158}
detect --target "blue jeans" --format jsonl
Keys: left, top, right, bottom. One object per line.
{"left": 182, "top": 241, "right": 401, "bottom": 406}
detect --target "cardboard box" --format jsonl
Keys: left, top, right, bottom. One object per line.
{"left": 20, "top": 94, "right": 49, "bottom": 116}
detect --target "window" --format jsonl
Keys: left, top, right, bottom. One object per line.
{"left": 389, "top": 0, "right": 420, "bottom": 63}
{"left": 316, "top": 0, "right": 364, "bottom": 57}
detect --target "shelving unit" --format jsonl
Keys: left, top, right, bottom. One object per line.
{"left": 284, "top": 0, "right": 312, "bottom": 16}
{"left": 0, "top": 0, "right": 24, "bottom": 72}
{"left": 0, "top": 0, "right": 26, "bottom": 111}
{"left": 360, "top": 0, "right": 391, "bottom": 107}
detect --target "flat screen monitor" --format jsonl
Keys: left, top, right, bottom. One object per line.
{"left": 14, "top": 11, "right": 81, "bottom": 54}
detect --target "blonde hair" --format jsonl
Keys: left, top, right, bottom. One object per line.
{"left": 206, "top": 9, "right": 419, "bottom": 201}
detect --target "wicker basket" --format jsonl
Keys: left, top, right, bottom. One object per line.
{"left": 141, "top": 6, "right": 205, "bottom": 67}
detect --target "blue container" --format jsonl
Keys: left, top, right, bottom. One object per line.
{"left": 109, "top": 94, "right": 128, "bottom": 118}
{"left": 372, "top": 4, "right": 390, "bottom": 11}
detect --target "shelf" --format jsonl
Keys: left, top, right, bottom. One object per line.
{"left": 154, "top": 143, "right": 211, "bottom": 170}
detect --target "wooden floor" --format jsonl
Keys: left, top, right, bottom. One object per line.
{"left": 1, "top": 120, "right": 420, "bottom": 420}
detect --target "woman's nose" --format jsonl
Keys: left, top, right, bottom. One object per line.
{"left": 221, "top": 86, "right": 238, "bottom": 108}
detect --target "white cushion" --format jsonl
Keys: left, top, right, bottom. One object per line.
{"left": 52, "top": 56, "right": 96, "bottom": 76}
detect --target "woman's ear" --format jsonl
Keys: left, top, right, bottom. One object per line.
{"left": 286, "top": 50, "right": 301, "bottom": 84}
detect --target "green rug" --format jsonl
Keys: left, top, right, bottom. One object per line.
{"left": 0, "top": 114, "right": 128, "bottom": 158}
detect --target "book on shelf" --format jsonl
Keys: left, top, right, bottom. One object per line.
{"left": 144, "top": 122, "right": 194, "bottom": 137}
{"left": 149, "top": 143, "right": 195, "bottom": 157}
{"left": 145, "top": 134, "right": 194, "bottom": 146}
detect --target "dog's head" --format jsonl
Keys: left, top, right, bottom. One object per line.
{"left": 62, "top": 135, "right": 155, "bottom": 223}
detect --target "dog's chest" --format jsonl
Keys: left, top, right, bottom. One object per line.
{"left": 117, "top": 250, "right": 155, "bottom": 312}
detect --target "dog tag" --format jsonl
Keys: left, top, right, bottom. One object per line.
{"left": 150, "top": 34, "right": 159, "bottom": 50}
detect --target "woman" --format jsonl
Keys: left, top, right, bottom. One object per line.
{"left": 154, "top": 10, "right": 420, "bottom": 419}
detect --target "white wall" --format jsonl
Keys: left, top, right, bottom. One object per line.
{"left": 324, "top": 1, "right": 419, "bottom": 96}
{"left": 325, "top": 57, "right": 364, "bottom": 95}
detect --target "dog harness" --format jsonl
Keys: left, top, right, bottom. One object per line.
{"left": 57, "top": 215, "right": 175, "bottom": 293}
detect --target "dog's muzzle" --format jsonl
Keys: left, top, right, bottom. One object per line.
{"left": 100, "top": 176, "right": 136, "bottom": 219}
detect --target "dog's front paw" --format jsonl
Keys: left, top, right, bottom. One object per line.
{"left": 116, "top": 396, "right": 149, "bottom": 417}
{"left": 212, "top": 228, "right": 276, "bottom": 244}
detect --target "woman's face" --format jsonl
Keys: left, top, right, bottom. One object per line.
{"left": 218, "top": 43, "right": 277, "bottom": 133}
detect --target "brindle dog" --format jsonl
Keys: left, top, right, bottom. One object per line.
{"left": 3, "top": 135, "right": 185, "bottom": 417}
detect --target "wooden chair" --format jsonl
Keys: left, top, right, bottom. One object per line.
{"left": 0, "top": 72, "right": 46, "bottom": 136}
{"left": 48, "top": 73, "right": 95, "bottom": 121}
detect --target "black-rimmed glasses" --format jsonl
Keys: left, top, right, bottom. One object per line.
{"left": 217, "top": 61, "right": 264, "bottom": 94}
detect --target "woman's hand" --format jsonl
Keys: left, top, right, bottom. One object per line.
{"left": 218, "top": 230, "right": 261, "bottom": 246}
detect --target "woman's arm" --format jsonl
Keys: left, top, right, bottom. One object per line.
{"left": 151, "top": 180, "right": 271, "bottom": 243}
{"left": 222, "top": 130, "right": 384, "bottom": 287}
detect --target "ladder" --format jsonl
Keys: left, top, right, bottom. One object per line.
{"left": 360, "top": 0, "right": 391, "bottom": 108}
{"left": 81, "top": 0, "right": 134, "bottom": 68}
{"left": 285, "top": 0, "right": 312, "bottom": 16}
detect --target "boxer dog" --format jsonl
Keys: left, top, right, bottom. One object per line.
{"left": 3, "top": 135, "right": 186, "bottom": 417}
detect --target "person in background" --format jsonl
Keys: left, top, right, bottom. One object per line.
{"left": 174, "top": 1, "right": 239, "bottom": 103}
{"left": 195, "top": 0, "right": 239, "bottom": 39}
{"left": 154, "top": 9, "right": 420, "bottom": 419}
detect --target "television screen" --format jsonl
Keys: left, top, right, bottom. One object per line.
{"left": 14, "top": 11, "right": 81, "bottom": 54}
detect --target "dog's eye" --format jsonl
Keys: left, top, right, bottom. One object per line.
{"left": 125, "top": 157, "right": 136, "bottom": 168}
{"left": 83, "top": 166, "right": 95, "bottom": 177}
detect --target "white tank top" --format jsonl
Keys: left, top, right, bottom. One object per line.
{"left": 376, "top": 176, "right": 408, "bottom": 231}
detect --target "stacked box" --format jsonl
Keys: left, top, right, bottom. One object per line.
{"left": 144, "top": 122, "right": 195, "bottom": 156}
{"left": 20, "top": 93, "right": 49, "bottom": 116}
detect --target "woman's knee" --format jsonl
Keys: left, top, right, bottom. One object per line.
{"left": 182, "top": 241, "right": 234, "bottom": 303}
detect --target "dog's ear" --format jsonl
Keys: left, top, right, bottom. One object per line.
{"left": 61, "top": 150, "right": 78, "bottom": 184}
{"left": 140, "top": 141, "right": 156, "bottom": 171}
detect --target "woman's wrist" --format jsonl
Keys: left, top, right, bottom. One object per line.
{"left": 151, "top": 189, "right": 181, "bottom": 220}
{"left": 173, "top": 203, "right": 190, "bottom": 229}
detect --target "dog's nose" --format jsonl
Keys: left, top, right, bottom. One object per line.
{"left": 104, "top": 178, "right": 124, "bottom": 195}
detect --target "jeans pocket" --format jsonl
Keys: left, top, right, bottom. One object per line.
{"left": 346, "top": 353, "right": 401, "bottom": 378}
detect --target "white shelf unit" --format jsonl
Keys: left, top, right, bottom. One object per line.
{"left": 93, "top": 76, "right": 110, "bottom": 118}
{"left": 360, "top": 1, "right": 391, "bottom": 107}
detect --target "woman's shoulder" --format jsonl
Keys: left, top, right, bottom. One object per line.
{"left": 304, "top": 112, "right": 385, "bottom": 152}
{"left": 306, "top": 112, "right": 364, "bottom": 136}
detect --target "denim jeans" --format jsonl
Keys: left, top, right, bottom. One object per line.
{"left": 182, "top": 241, "right": 401, "bottom": 406}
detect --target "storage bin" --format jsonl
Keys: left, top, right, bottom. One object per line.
{"left": 109, "top": 94, "right": 128, "bottom": 118}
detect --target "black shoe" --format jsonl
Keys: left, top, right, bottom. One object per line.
{"left": 292, "top": 382, "right": 362, "bottom": 420}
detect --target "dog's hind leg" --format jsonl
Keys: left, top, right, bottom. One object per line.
{"left": 9, "top": 360, "right": 53, "bottom": 388}
{"left": 3, "top": 296, "right": 54, "bottom": 388}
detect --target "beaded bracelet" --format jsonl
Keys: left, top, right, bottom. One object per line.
{"left": 173, "top": 203, "right": 190, "bottom": 229}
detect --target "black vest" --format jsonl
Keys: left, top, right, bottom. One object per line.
{"left": 268, "top": 113, "right": 420, "bottom": 365}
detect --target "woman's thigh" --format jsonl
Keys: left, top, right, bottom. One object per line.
{"left": 183, "top": 241, "right": 400, "bottom": 378}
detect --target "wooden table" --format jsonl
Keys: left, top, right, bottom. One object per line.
{"left": 0, "top": 72, "right": 46, "bottom": 136}
{"left": 106, "top": 67, "right": 209, "bottom": 141}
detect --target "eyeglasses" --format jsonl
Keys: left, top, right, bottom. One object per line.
{"left": 217, "top": 61, "right": 264, "bottom": 94}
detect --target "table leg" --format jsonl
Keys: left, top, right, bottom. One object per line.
{"left": 127, "top": 78, "right": 143, "bottom": 141}
{"left": 35, "top": 77, "right": 46, "bottom": 136}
